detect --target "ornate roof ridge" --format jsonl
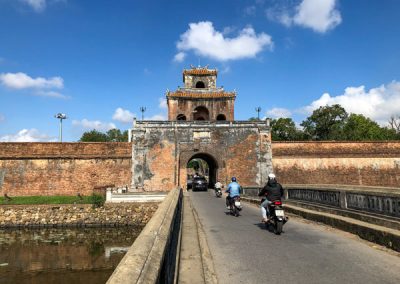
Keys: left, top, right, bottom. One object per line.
{"left": 167, "top": 91, "right": 236, "bottom": 98}
{"left": 183, "top": 65, "right": 218, "bottom": 76}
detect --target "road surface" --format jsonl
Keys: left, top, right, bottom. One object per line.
{"left": 189, "top": 190, "right": 400, "bottom": 284}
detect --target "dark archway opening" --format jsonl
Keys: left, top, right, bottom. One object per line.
{"left": 216, "top": 114, "right": 226, "bottom": 121}
{"left": 177, "top": 114, "right": 186, "bottom": 120}
{"left": 193, "top": 106, "right": 209, "bottom": 120}
{"left": 186, "top": 153, "right": 218, "bottom": 189}
{"left": 195, "top": 81, "right": 205, "bottom": 88}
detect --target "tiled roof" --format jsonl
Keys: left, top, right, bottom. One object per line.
{"left": 183, "top": 68, "right": 217, "bottom": 76}
{"left": 167, "top": 91, "right": 236, "bottom": 98}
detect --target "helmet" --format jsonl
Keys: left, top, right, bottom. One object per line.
{"left": 268, "top": 173, "right": 276, "bottom": 179}
{"left": 231, "top": 177, "right": 237, "bottom": 182}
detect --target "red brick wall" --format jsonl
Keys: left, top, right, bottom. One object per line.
{"left": 272, "top": 142, "right": 400, "bottom": 187}
{"left": 0, "top": 143, "right": 132, "bottom": 196}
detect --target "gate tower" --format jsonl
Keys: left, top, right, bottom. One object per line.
{"left": 130, "top": 66, "right": 272, "bottom": 191}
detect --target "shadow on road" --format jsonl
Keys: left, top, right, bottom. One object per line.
{"left": 254, "top": 222, "right": 285, "bottom": 235}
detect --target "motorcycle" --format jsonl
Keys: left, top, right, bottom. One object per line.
{"left": 229, "top": 196, "right": 242, "bottom": 217}
{"left": 215, "top": 187, "right": 222, "bottom": 198}
{"left": 265, "top": 200, "right": 287, "bottom": 235}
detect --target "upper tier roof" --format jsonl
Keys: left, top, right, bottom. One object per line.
{"left": 183, "top": 67, "right": 217, "bottom": 76}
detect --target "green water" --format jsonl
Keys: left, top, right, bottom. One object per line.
{"left": 0, "top": 227, "right": 142, "bottom": 284}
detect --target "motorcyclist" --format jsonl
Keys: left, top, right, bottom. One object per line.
{"left": 214, "top": 180, "right": 223, "bottom": 195}
{"left": 258, "top": 173, "right": 284, "bottom": 222}
{"left": 225, "top": 177, "right": 241, "bottom": 209}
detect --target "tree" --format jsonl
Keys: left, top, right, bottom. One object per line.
{"left": 79, "top": 128, "right": 129, "bottom": 142}
{"left": 343, "top": 114, "right": 396, "bottom": 140}
{"left": 80, "top": 130, "right": 109, "bottom": 142}
{"left": 271, "top": 118, "right": 303, "bottom": 141}
{"left": 248, "top": 117, "right": 259, "bottom": 121}
{"left": 388, "top": 116, "right": 400, "bottom": 134}
{"left": 301, "top": 104, "right": 348, "bottom": 140}
{"left": 106, "top": 129, "right": 128, "bottom": 142}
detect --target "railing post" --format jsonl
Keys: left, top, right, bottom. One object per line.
{"left": 284, "top": 188, "right": 289, "bottom": 200}
{"left": 339, "top": 190, "right": 347, "bottom": 209}
{"left": 106, "top": 188, "right": 112, "bottom": 202}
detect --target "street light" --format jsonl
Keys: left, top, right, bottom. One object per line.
{"left": 255, "top": 107, "right": 262, "bottom": 120}
{"left": 139, "top": 106, "right": 146, "bottom": 121}
{"left": 54, "top": 113, "right": 67, "bottom": 142}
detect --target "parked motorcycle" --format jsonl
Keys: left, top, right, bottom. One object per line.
{"left": 265, "top": 200, "right": 287, "bottom": 235}
{"left": 229, "top": 196, "right": 242, "bottom": 217}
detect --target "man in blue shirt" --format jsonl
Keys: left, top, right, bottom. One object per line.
{"left": 225, "top": 177, "right": 241, "bottom": 209}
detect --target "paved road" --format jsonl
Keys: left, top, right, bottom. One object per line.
{"left": 189, "top": 190, "right": 400, "bottom": 284}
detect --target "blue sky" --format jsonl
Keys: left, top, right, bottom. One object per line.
{"left": 0, "top": 0, "right": 399, "bottom": 141}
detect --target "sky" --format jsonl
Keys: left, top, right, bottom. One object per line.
{"left": 0, "top": 0, "right": 399, "bottom": 142}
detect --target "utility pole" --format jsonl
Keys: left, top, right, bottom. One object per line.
{"left": 54, "top": 113, "right": 67, "bottom": 142}
{"left": 255, "top": 107, "right": 261, "bottom": 120}
{"left": 140, "top": 106, "right": 146, "bottom": 121}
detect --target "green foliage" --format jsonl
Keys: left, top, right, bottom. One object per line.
{"left": 301, "top": 104, "right": 348, "bottom": 140}
{"left": 90, "top": 193, "right": 105, "bottom": 208}
{"left": 187, "top": 159, "right": 199, "bottom": 169}
{"left": 79, "top": 128, "right": 128, "bottom": 142}
{"left": 271, "top": 118, "right": 303, "bottom": 141}
{"left": 248, "top": 117, "right": 259, "bottom": 121}
{"left": 80, "top": 130, "right": 109, "bottom": 142}
{"left": 343, "top": 114, "right": 398, "bottom": 140}
{"left": 0, "top": 195, "right": 92, "bottom": 205}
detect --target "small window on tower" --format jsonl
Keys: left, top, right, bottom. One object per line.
{"left": 177, "top": 114, "right": 187, "bottom": 121}
{"left": 195, "top": 81, "right": 205, "bottom": 88}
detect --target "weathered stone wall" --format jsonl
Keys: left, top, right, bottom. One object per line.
{"left": 0, "top": 203, "right": 157, "bottom": 227}
{"left": 272, "top": 142, "right": 400, "bottom": 187}
{"left": 0, "top": 143, "right": 132, "bottom": 196}
{"left": 131, "top": 121, "right": 273, "bottom": 191}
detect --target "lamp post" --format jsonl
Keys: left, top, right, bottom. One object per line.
{"left": 255, "top": 107, "right": 261, "bottom": 120}
{"left": 54, "top": 113, "right": 67, "bottom": 142}
{"left": 139, "top": 106, "right": 146, "bottom": 121}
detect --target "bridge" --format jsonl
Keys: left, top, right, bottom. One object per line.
{"left": 107, "top": 185, "right": 400, "bottom": 283}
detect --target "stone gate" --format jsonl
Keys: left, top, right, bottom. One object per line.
{"left": 130, "top": 66, "right": 273, "bottom": 191}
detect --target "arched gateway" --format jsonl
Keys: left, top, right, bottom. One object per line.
{"left": 130, "top": 66, "right": 273, "bottom": 191}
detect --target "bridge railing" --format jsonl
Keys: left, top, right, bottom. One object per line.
{"left": 107, "top": 188, "right": 183, "bottom": 284}
{"left": 241, "top": 185, "right": 400, "bottom": 218}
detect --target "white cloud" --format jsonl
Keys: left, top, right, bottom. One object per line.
{"left": 158, "top": 97, "right": 167, "bottom": 109}
{"left": 0, "top": 128, "right": 56, "bottom": 142}
{"left": 20, "top": 0, "right": 46, "bottom": 12}
{"left": 266, "top": 107, "right": 292, "bottom": 118}
{"left": 294, "top": 0, "right": 341, "bottom": 33}
{"left": 173, "top": 52, "right": 186, "bottom": 62}
{"left": 35, "top": 90, "right": 68, "bottom": 99}
{"left": 112, "top": 108, "right": 136, "bottom": 124}
{"left": 72, "top": 119, "right": 116, "bottom": 131}
{"left": 301, "top": 81, "right": 400, "bottom": 124}
{"left": 266, "top": 0, "right": 341, "bottom": 33}
{"left": 244, "top": 6, "right": 256, "bottom": 16}
{"left": 175, "top": 21, "right": 273, "bottom": 61}
{"left": 0, "top": 72, "right": 63, "bottom": 89}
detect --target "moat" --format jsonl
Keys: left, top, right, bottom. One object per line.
{"left": 0, "top": 227, "right": 142, "bottom": 284}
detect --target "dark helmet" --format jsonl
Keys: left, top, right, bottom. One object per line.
{"left": 231, "top": 177, "right": 237, "bottom": 182}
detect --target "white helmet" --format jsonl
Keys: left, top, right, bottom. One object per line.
{"left": 268, "top": 173, "right": 276, "bottom": 179}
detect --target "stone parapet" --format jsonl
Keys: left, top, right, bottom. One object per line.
{"left": 272, "top": 141, "right": 400, "bottom": 158}
{"left": 0, "top": 203, "right": 158, "bottom": 228}
{"left": 0, "top": 142, "right": 132, "bottom": 159}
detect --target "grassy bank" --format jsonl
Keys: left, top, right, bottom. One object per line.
{"left": 0, "top": 195, "right": 97, "bottom": 205}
